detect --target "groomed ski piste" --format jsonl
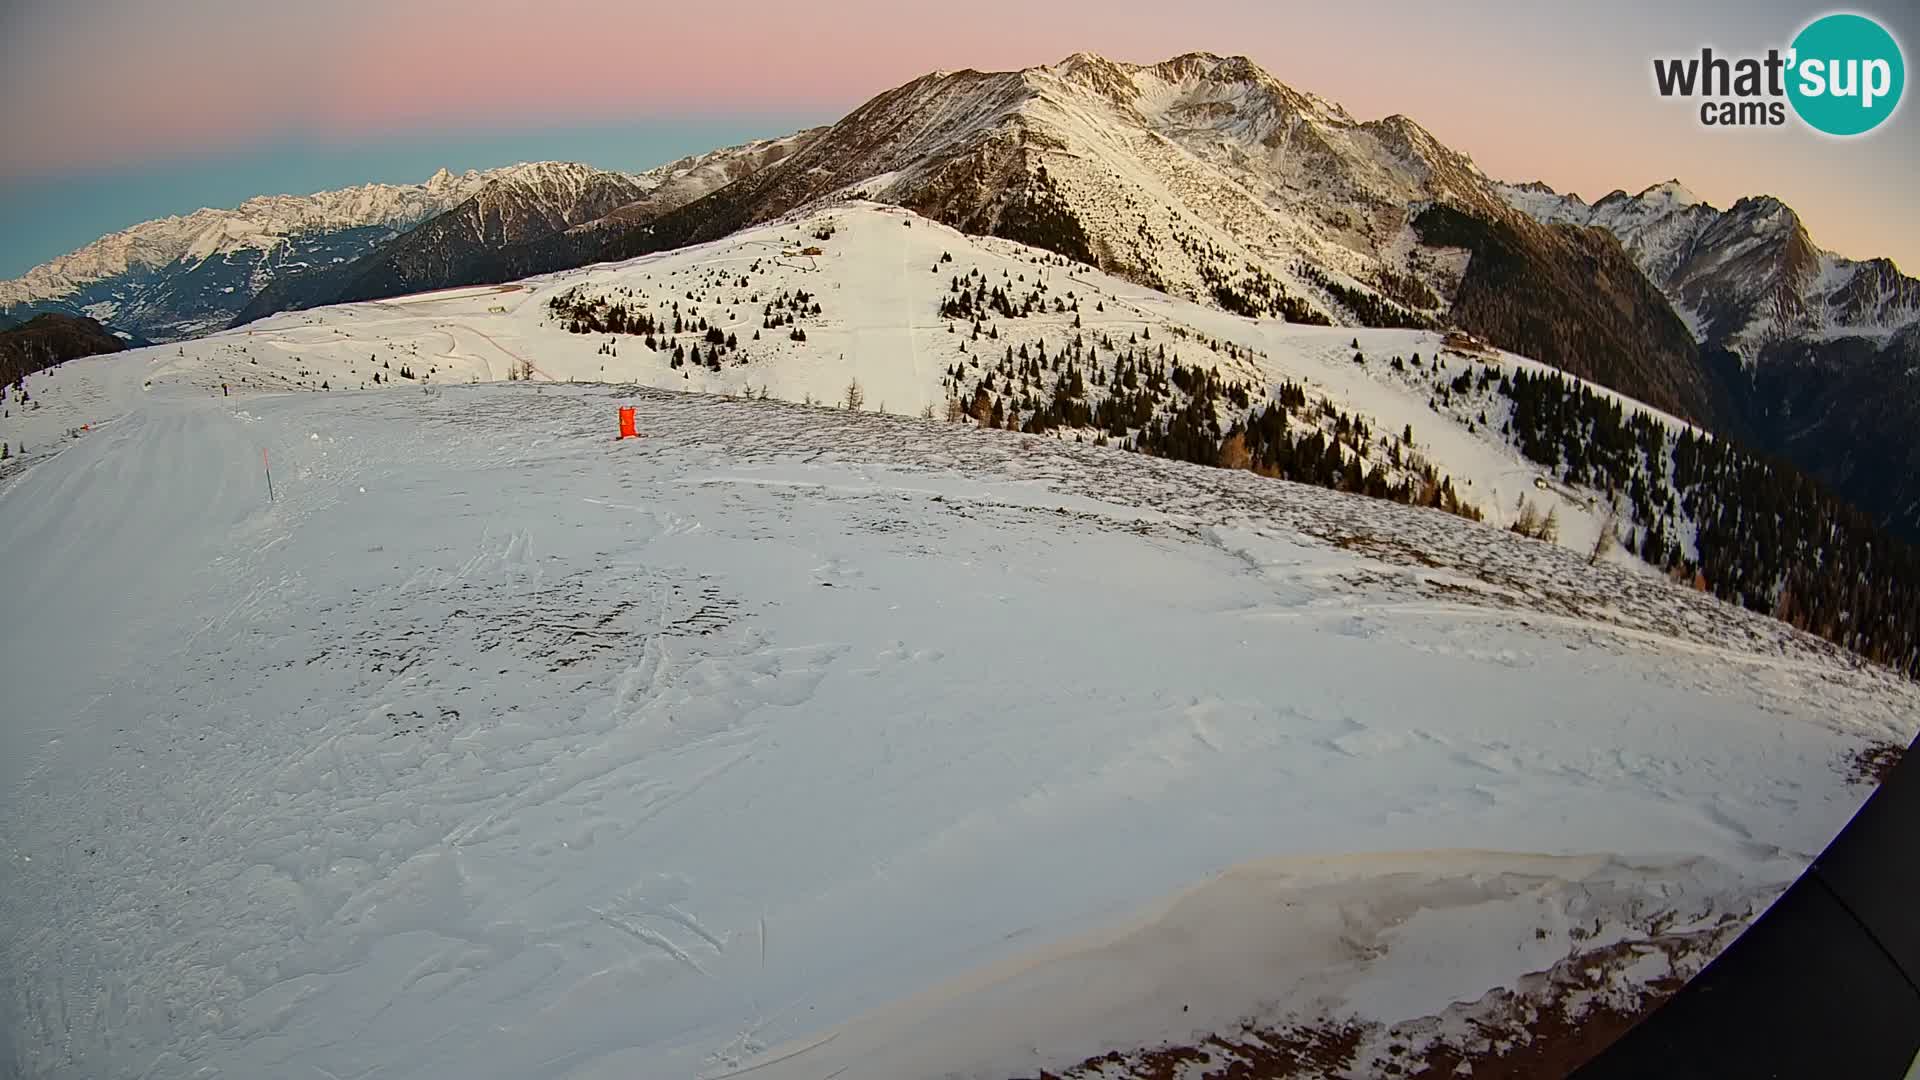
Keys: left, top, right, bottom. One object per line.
{"left": 3, "top": 204, "right": 1917, "bottom": 1079}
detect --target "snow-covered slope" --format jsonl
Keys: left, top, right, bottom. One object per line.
{"left": 3, "top": 264, "right": 1915, "bottom": 1078}
{"left": 1499, "top": 179, "right": 1920, "bottom": 356}
{"left": 87, "top": 203, "right": 1712, "bottom": 567}
{"left": 118, "top": 204, "right": 1920, "bottom": 686}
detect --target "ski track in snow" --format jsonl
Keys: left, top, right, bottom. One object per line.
{"left": 2, "top": 367, "right": 1917, "bottom": 1077}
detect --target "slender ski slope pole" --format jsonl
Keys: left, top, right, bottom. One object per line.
{"left": 263, "top": 448, "right": 275, "bottom": 504}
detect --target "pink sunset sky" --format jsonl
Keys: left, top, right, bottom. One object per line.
{"left": 3, "top": 0, "right": 1916, "bottom": 269}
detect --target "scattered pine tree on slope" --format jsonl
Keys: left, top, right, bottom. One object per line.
{"left": 937, "top": 306, "right": 1481, "bottom": 525}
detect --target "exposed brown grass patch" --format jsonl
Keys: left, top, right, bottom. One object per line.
{"left": 1845, "top": 741, "right": 1906, "bottom": 786}
{"left": 1024, "top": 921, "right": 1735, "bottom": 1080}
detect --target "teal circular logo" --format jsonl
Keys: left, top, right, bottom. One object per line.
{"left": 1787, "top": 13, "right": 1905, "bottom": 136}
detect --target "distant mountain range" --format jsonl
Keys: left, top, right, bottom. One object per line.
{"left": 228, "top": 134, "right": 819, "bottom": 325}
{"left": 0, "top": 166, "right": 503, "bottom": 340}
{"left": 0, "top": 138, "right": 816, "bottom": 343}
{"left": 4, "top": 51, "right": 1916, "bottom": 538}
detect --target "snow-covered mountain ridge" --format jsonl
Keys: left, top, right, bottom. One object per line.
{"left": 598, "top": 51, "right": 1507, "bottom": 327}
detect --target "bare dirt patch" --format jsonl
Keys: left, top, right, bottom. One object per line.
{"left": 1845, "top": 741, "right": 1906, "bottom": 786}
{"left": 1027, "top": 920, "right": 1738, "bottom": 1080}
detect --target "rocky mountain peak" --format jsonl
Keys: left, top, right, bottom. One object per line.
{"left": 1504, "top": 175, "right": 1920, "bottom": 358}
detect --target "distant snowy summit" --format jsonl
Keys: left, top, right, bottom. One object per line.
{"left": 1498, "top": 178, "right": 1920, "bottom": 355}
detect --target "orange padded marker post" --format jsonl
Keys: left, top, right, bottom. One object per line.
{"left": 618, "top": 407, "right": 638, "bottom": 440}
